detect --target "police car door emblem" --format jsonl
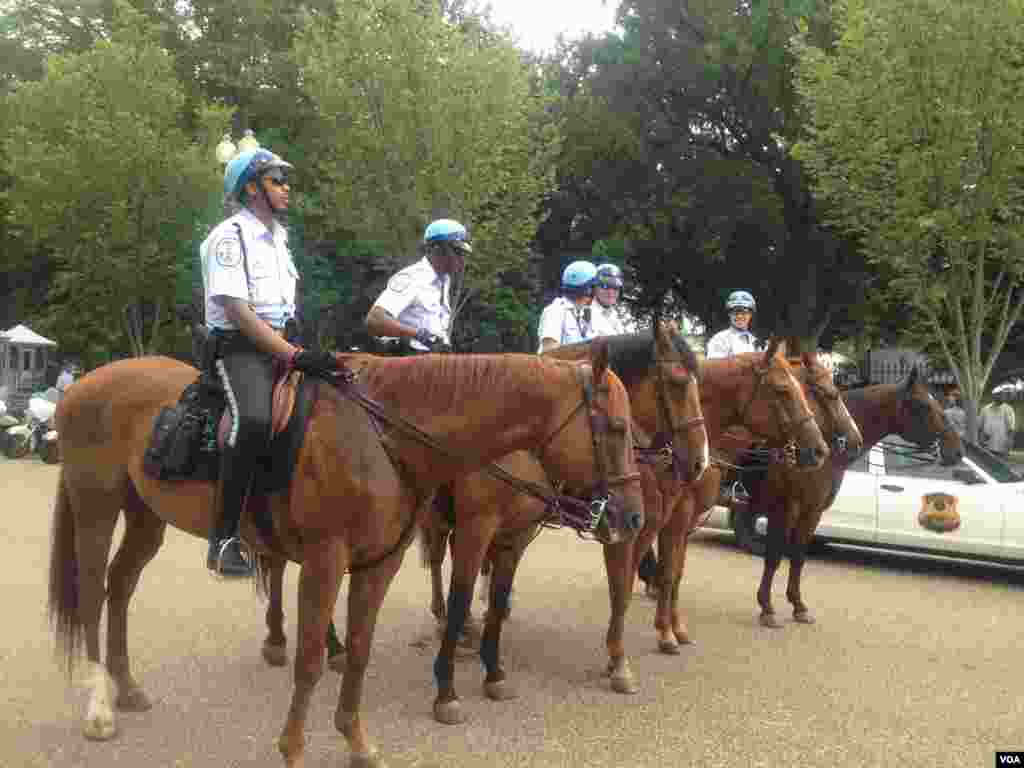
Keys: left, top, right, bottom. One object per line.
{"left": 215, "top": 238, "right": 242, "bottom": 268}
{"left": 388, "top": 274, "right": 412, "bottom": 293}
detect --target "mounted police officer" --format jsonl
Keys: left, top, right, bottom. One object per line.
{"left": 537, "top": 261, "right": 598, "bottom": 353}
{"left": 200, "top": 147, "right": 337, "bottom": 577}
{"left": 364, "top": 219, "right": 470, "bottom": 354}
{"left": 590, "top": 263, "right": 634, "bottom": 337}
{"left": 706, "top": 290, "right": 759, "bottom": 359}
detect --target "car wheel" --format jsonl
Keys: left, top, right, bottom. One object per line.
{"left": 5, "top": 432, "right": 30, "bottom": 459}
{"left": 39, "top": 438, "right": 60, "bottom": 464}
{"left": 732, "top": 506, "right": 767, "bottom": 556}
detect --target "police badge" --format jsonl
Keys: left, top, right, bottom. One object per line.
{"left": 215, "top": 238, "right": 242, "bottom": 268}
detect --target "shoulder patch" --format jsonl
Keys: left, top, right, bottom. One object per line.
{"left": 387, "top": 273, "right": 413, "bottom": 294}
{"left": 214, "top": 237, "right": 242, "bottom": 268}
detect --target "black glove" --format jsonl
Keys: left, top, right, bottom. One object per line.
{"left": 292, "top": 348, "right": 337, "bottom": 377}
{"left": 414, "top": 327, "right": 446, "bottom": 351}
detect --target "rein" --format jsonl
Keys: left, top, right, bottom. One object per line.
{"left": 634, "top": 358, "right": 705, "bottom": 482}
{"left": 328, "top": 362, "right": 640, "bottom": 540}
{"left": 718, "top": 361, "right": 814, "bottom": 469}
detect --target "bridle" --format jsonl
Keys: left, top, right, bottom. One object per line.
{"left": 635, "top": 357, "right": 706, "bottom": 482}
{"left": 533, "top": 363, "right": 643, "bottom": 537}
{"left": 329, "top": 361, "right": 641, "bottom": 541}
{"left": 730, "top": 361, "right": 818, "bottom": 467}
{"left": 901, "top": 390, "right": 957, "bottom": 451}
{"left": 803, "top": 372, "right": 855, "bottom": 456}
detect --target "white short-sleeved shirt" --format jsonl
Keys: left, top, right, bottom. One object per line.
{"left": 705, "top": 326, "right": 759, "bottom": 359}
{"left": 372, "top": 257, "right": 451, "bottom": 351}
{"left": 536, "top": 297, "right": 595, "bottom": 353}
{"left": 200, "top": 208, "right": 298, "bottom": 330}
{"left": 591, "top": 303, "right": 635, "bottom": 337}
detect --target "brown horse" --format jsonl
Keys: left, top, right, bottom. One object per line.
{"left": 424, "top": 322, "right": 709, "bottom": 724}
{"left": 419, "top": 338, "right": 830, "bottom": 723}
{"left": 753, "top": 367, "right": 963, "bottom": 627}
{"left": 257, "top": 322, "right": 708, "bottom": 673}
{"left": 48, "top": 344, "right": 643, "bottom": 767}
{"left": 548, "top": 345, "right": 837, "bottom": 654}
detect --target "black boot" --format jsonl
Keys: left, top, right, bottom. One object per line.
{"left": 207, "top": 535, "right": 252, "bottom": 578}
{"left": 208, "top": 445, "right": 254, "bottom": 579}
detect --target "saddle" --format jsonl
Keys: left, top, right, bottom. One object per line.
{"left": 143, "top": 365, "right": 314, "bottom": 519}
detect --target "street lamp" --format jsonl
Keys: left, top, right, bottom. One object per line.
{"left": 215, "top": 134, "right": 237, "bottom": 165}
{"left": 214, "top": 129, "right": 261, "bottom": 166}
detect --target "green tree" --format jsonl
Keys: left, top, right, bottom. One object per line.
{"left": 792, "top": 0, "right": 1024, "bottom": 436}
{"left": 2, "top": 3, "right": 229, "bottom": 362}
{"left": 293, "top": 0, "right": 558, "bottom": 342}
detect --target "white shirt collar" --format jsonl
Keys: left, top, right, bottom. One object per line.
{"left": 238, "top": 207, "right": 286, "bottom": 243}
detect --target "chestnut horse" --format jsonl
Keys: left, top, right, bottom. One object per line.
{"left": 48, "top": 343, "right": 643, "bottom": 768}
{"left": 426, "top": 322, "right": 710, "bottom": 723}
{"left": 417, "top": 338, "right": 830, "bottom": 722}
{"left": 753, "top": 367, "right": 963, "bottom": 627}
{"left": 257, "top": 322, "right": 708, "bottom": 674}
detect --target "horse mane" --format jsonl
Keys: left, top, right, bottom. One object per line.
{"left": 355, "top": 353, "right": 555, "bottom": 416}
{"left": 557, "top": 330, "right": 700, "bottom": 389}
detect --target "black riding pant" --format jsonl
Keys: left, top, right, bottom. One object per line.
{"left": 210, "top": 331, "right": 275, "bottom": 541}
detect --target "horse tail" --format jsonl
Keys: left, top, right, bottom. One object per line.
{"left": 48, "top": 468, "right": 81, "bottom": 677}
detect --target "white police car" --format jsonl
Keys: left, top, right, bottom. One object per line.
{"left": 702, "top": 437, "right": 1024, "bottom": 565}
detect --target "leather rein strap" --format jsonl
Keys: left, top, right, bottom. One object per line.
{"left": 634, "top": 358, "right": 705, "bottom": 482}
{"left": 327, "top": 363, "right": 638, "bottom": 537}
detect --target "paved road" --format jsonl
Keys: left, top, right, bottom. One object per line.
{"left": 3, "top": 458, "right": 1022, "bottom": 768}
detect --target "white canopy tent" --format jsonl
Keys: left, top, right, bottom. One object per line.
{"left": 0, "top": 324, "right": 58, "bottom": 406}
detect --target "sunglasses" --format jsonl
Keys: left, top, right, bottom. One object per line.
{"left": 263, "top": 172, "right": 290, "bottom": 188}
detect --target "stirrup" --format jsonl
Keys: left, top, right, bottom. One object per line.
{"left": 729, "top": 481, "right": 750, "bottom": 504}
{"left": 212, "top": 536, "right": 251, "bottom": 579}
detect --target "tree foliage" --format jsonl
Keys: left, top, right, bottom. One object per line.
{"left": 534, "top": 0, "right": 872, "bottom": 347}
{"left": 293, "top": 0, "right": 559, "bottom": 341}
{"left": 2, "top": 2, "right": 229, "bottom": 362}
{"left": 792, "top": 0, "right": 1024, "bottom": 430}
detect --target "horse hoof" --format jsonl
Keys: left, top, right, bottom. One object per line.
{"left": 759, "top": 613, "right": 783, "bottom": 629}
{"left": 793, "top": 610, "right": 816, "bottom": 625}
{"left": 483, "top": 680, "right": 518, "bottom": 701}
{"left": 262, "top": 641, "right": 288, "bottom": 667}
{"left": 350, "top": 749, "right": 388, "bottom": 768}
{"left": 658, "top": 638, "right": 681, "bottom": 655}
{"left": 327, "top": 652, "right": 347, "bottom": 674}
{"left": 611, "top": 673, "right": 639, "bottom": 695}
{"left": 433, "top": 698, "right": 467, "bottom": 725}
{"left": 115, "top": 687, "right": 153, "bottom": 712}
{"left": 83, "top": 716, "right": 117, "bottom": 741}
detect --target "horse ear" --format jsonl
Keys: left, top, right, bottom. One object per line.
{"left": 764, "top": 336, "right": 780, "bottom": 362}
{"left": 906, "top": 366, "right": 919, "bottom": 391}
{"left": 590, "top": 337, "right": 610, "bottom": 381}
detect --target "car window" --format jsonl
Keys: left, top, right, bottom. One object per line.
{"left": 881, "top": 435, "right": 973, "bottom": 484}
{"left": 963, "top": 440, "right": 1024, "bottom": 483}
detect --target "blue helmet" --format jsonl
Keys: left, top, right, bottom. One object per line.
{"left": 595, "top": 263, "right": 624, "bottom": 289}
{"left": 562, "top": 260, "right": 598, "bottom": 292}
{"left": 424, "top": 219, "right": 472, "bottom": 254}
{"left": 726, "top": 290, "right": 756, "bottom": 312}
{"left": 224, "top": 149, "right": 293, "bottom": 201}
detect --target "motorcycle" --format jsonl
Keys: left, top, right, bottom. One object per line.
{"left": 0, "top": 400, "right": 21, "bottom": 456}
{"left": 3, "top": 391, "right": 60, "bottom": 463}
